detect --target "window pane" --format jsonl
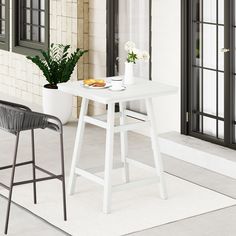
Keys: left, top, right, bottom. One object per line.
{"left": 218, "top": 72, "right": 224, "bottom": 118}
{"left": 0, "top": 20, "right": 5, "bottom": 36}
{"left": 20, "top": 1, "right": 46, "bottom": 44}
{"left": 26, "top": 9, "right": 31, "bottom": 23}
{"left": 32, "top": 10, "right": 39, "bottom": 25}
{"left": 26, "top": 0, "right": 30, "bottom": 8}
{"left": 218, "top": 26, "right": 224, "bottom": 71}
{"left": 40, "top": 0, "right": 45, "bottom": 10}
{"left": 0, "top": 0, "right": 7, "bottom": 45}
{"left": 218, "top": 121, "right": 224, "bottom": 140}
{"left": 203, "top": 117, "right": 216, "bottom": 137}
{"left": 26, "top": 25, "right": 31, "bottom": 40}
{"left": 1, "top": 5, "right": 5, "bottom": 19}
{"left": 40, "top": 27, "right": 45, "bottom": 42}
{"left": 2, "top": 20, "right": 5, "bottom": 34}
{"left": 32, "top": 0, "right": 39, "bottom": 9}
{"left": 192, "top": 23, "right": 201, "bottom": 66}
{"left": 203, "top": 69, "right": 216, "bottom": 115}
{"left": 218, "top": 0, "right": 224, "bottom": 24}
{"left": 192, "top": 0, "right": 200, "bottom": 22}
{"left": 203, "top": 0, "right": 216, "bottom": 23}
{"left": 40, "top": 12, "right": 45, "bottom": 26}
{"left": 32, "top": 26, "right": 39, "bottom": 41}
{"left": 203, "top": 24, "right": 217, "bottom": 69}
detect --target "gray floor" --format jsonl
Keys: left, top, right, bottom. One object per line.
{"left": 128, "top": 205, "right": 236, "bottom": 236}
{"left": 0, "top": 96, "right": 236, "bottom": 235}
{"left": 0, "top": 195, "right": 69, "bottom": 236}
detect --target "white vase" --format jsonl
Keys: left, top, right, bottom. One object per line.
{"left": 124, "top": 61, "right": 135, "bottom": 85}
{"left": 42, "top": 86, "right": 73, "bottom": 125}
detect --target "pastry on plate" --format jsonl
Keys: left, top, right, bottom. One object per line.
{"left": 83, "top": 79, "right": 96, "bottom": 86}
{"left": 83, "top": 79, "right": 105, "bottom": 87}
{"left": 92, "top": 82, "right": 106, "bottom": 87}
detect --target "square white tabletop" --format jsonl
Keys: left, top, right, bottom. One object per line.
{"left": 58, "top": 77, "right": 178, "bottom": 104}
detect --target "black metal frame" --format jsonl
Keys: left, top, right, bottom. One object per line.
{"left": 106, "top": 0, "right": 152, "bottom": 80}
{"left": 0, "top": 102, "right": 67, "bottom": 235}
{"left": 12, "top": 0, "right": 49, "bottom": 56}
{"left": 181, "top": 0, "right": 189, "bottom": 134}
{"left": 0, "top": 0, "right": 9, "bottom": 51}
{"left": 106, "top": 0, "right": 117, "bottom": 77}
{"left": 181, "top": 0, "right": 236, "bottom": 149}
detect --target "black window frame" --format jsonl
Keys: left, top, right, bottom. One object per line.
{"left": 0, "top": 0, "right": 9, "bottom": 51}
{"left": 181, "top": 0, "right": 236, "bottom": 149}
{"left": 12, "top": 0, "right": 49, "bottom": 56}
{"left": 106, "top": 0, "right": 152, "bottom": 80}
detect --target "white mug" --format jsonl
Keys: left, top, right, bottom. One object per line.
{"left": 111, "top": 78, "right": 123, "bottom": 90}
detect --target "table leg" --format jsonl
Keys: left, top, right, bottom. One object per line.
{"left": 103, "top": 103, "right": 115, "bottom": 213}
{"left": 119, "top": 102, "right": 130, "bottom": 183}
{"left": 145, "top": 98, "right": 168, "bottom": 200}
{"left": 68, "top": 98, "right": 89, "bottom": 195}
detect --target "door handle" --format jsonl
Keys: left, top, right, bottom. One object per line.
{"left": 221, "top": 48, "right": 230, "bottom": 53}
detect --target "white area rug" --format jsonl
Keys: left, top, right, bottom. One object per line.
{"left": 1, "top": 167, "right": 235, "bottom": 236}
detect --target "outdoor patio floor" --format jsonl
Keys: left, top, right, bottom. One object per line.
{"left": 0, "top": 94, "right": 236, "bottom": 236}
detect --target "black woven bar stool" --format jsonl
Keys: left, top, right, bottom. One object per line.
{"left": 0, "top": 100, "right": 67, "bottom": 234}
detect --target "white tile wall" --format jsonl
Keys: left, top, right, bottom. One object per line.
{"left": 0, "top": 0, "right": 78, "bottom": 117}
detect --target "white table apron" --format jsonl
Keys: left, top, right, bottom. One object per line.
{"left": 58, "top": 78, "right": 178, "bottom": 213}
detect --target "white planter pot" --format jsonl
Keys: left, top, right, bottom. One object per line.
{"left": 124, "top": 61, "right": 135, "bottom": 85}
{"left": 42, "top": 87, "right": 73, "bottom": 125}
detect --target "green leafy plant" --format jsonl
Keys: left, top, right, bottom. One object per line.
{"left": 26, "top": 44, "right": 88, "bottom": 89}
{"left": 127, "top": 51, "right": 138, "bottom": 63}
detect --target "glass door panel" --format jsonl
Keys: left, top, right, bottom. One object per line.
{"left": 116, "top": 0, "right": 150, "bottom": 79}
{"left": 114, "top": 0, "right": 150, "bottom": 114}
{"left": 203, "top": 0, "right": 216, "bottom": 23}
{"left": 191, "top": 0, "right": 224, "bottom": 140}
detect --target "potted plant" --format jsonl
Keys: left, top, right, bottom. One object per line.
{"left": 27, "top": 44, "right": 87, "bottom": 124}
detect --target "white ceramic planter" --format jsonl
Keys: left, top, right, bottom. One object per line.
{"left": 124, "top": 61, "right": 135, "bottom": 85}
{"left": 42, "top": 87, "right": 73, "bottom": 125}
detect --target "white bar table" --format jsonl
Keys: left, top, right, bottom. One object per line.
{"left": 58, "top": 77, "right": 178, "bottom": 213}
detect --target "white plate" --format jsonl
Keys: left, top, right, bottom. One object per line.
{"left": 108, "top": 86, "right": 126, "bottom": 91}
{"left": 81, "top": 81, "right": 111, "bottom": 89}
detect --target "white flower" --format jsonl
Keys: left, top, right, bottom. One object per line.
{"left": 133, "top": 48, "right": 143, "bottom": 59}
{"left": 125, "top": 41, "right": 136, "bottom": 52}
{"left": 142, "top": 51, "right": 150, "bottom": 62}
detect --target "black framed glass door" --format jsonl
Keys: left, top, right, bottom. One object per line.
{"left": 182, "top": 0, "right": 236, "bottom": 149}
{"left": 107, "top": 0, "right": 151, "bottom": 113}
{"left": 107, "top": 0, "right": 151, "bottom": 79}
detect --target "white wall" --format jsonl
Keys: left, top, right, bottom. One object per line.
{"left": 151, "top": 0, "right": 181, "bottom": 134}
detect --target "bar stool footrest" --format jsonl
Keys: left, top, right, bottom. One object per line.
{"left": 13, "top": 175, "right": 63, "bottom": 186}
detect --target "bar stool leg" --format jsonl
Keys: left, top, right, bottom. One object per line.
{"left": 4, "top": 132, "right": 20, "bottom": 235}
{"left": 60, "top": 132, "right": 67, "bottom": 221}
{"left": 68, "top": 98, "right": 89, "bottom": 195}
{"left": 31, "top": 130, "right": 37, "bottom": 204}
{"left": 119, "top": 102, "right": 130, "bottom": 183}
{"left": 145, "top": 98, "right": 168, "bottom": 200}
{"left": 103, "top": 103, "right": 115, "bottom": 214}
